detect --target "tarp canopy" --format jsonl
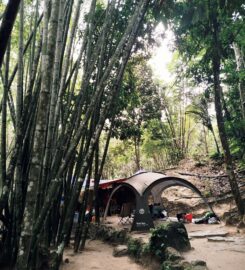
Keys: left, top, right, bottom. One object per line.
{"left": 104, "top": 171, "right": 213, "bottom": 231}
{"left": 100, "top": 178, "right": 126, "bottom": 189}
{"left": 81, "top": 177, "right": 126, "bottom": 190}
{"left": 79, "top": 178, "right": 126, "bottom": 204}
{"left": 124, "top": 171, "right": 205, "bottom": 199}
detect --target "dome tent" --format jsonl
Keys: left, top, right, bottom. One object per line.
{"left": 104, "top": 172, "right": 212, "bottom": 231}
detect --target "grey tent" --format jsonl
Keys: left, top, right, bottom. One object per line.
{"left": 104, "top": 172, "right": 212, "bottom": 231}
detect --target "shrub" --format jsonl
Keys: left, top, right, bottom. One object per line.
{"left": 127, "top": 238, "right": 142, "bottom": 260}
{"left": 149, "top": 222, "right": 191, "bottom": 261}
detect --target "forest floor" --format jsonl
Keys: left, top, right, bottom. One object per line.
{"left": 178, "top": 221, "right": 245, "bottom": 270}
{"left": 61, "top": 219, "right": 245, "bottom": 270}
{"left": 60, "top": 240, "right": 145, "bottom": 270}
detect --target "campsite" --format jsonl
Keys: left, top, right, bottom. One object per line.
{"left": 61, "top": 160, "right": 245, "bottom": 270}
{"left": 0, "top": 0, "right": 245, "bottom": 269}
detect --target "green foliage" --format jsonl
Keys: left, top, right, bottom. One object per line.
{"left": 162, "top": 0, "right": 245, "bottom": 164}
{"left": 127, "top": 238, "right": 152, "bottom": 262}
{"left": 210, "top": 151, "right": 223, "bottom": 160}
{"left": 141, "top": 242, "right": 151, "bottom": 256}
{"left": 142, "top": 119, "right": 180, "bottom": 165}
{"left": 127, "top": 238, "right": 143, "bottom": 260}
{"left": 149, "top": 223, "right": 168, "bottom": 261}
{"left": 113, "top": 57, "right": 161, "bottom": 140}
{"left": 237, "top": 159, "right": 245, "bottom": 171}
{"left": 223, "top": 87, "right": 245, "bottom": 160}
{"left": 186, "top": 94, "right": 212, "bottom": 131}
{"left": 149, "top": 222, "right": 190, "bottom": 262}
{"left": 102, "top": 138, "right": 135, "bottom": 178}
{"left": 161, "top": 261, "right": 184, "bottom": 270}
{"left": 89, "top": 224, "right": 130, "bottom": 244}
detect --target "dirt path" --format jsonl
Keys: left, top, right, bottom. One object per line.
{"left": 183, "top": 237, "right": 245, "bottom": 270}
{"left": 183, "top": 223, "right": 245, "bottom": 270}
{"left": 61, "top": 219, "right": 245, "bottom": 270}
{"left": 60, "top": 240, "right": 145, "bottom": 270}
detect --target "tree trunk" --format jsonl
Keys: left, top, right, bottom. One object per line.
{"left": 0, "top": 42, "right": 9, "bottom": 202}
{"left": 94, "top": 117, "right": 115, "bottom": 223}
{"left": 0, "top": 46, "right": 10, "bottom": 267}
{"left": 13, "top": 0, "right": 24, "bottom": 261}
{"left": 134, "top": 136, "right": 141, "bottom": 171}
{"left": 210, "top": 0, "right": 244, "bottom": 216}
{"left": 0, "top": 0, "right": 22, "bottom": 68}
{"left": 17, "top": 0, "right": 60, "bottom": 268}
{"left": 210, "top": 126, "right": 220, "bottom": 155}
{"left": 203, "top": 125, "right": 209, "bottom": 155}
{"left": 233, "top": 42, "right": 245, "bottom": 119}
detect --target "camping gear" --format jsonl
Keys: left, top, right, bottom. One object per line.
{"left": 118, "top": 202, "right": 133, "bottom": 224}
{"left": 194, "top": 212, "right": 219, "bottom": 224}
{"left": 152, "top": 204, "right": 167, "bottom": 219}
{"left": 208, "top": 217, "right": 219, "bottom": 224}
{"left": 176, "top": 213, "right": 192, "bottom": 223}
{"left": 177, "top": 212, "right": 186, "bottom": 222}
{"left": 184, "top": 213, "right": 193, "bottom": 223}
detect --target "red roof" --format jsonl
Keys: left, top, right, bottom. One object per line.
{"left": 99, "top": 178, "right": 126, "bottom": 189}
{"left": 81, "top": 177, "right": 127, "bottom": 190}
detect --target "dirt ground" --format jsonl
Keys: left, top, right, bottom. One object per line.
{"left": 132, "top": 219, "right": 245, "bottom": 270}
{"left": 183, "top": 222, "right": 245, "bottom": 270}
{"left": 184, "top": 237, "right": 245, "bottom": 270}
{"left": 60, "top": 240, "right": 145, "bottom": 270}
{"left": 61, "top": 216, "right": 245, "bottom": 270}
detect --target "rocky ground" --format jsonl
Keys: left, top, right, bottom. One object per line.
{"left": 161, "top": 158, "right": 245, "bottom": 221}
{"left": 169, "top": 158, "right": 245, "bottom": 197}
{"left": 183, "top": 222, "right": 245, "bottom": 270}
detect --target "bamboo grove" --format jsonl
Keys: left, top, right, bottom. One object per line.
{"left": 0, "top": 0, "right": 162, "bottom": 268}
{"left": 1, "top": 0, "right": 245, "bottom": 269}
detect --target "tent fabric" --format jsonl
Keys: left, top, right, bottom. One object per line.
{"left": 124, "top": 172, "right": 206, "bottom": 199}
{"left": 99, "top": 178, "right": 126, "bottom": 189}
{"left": 103, "top": 172, "right": 213, "bottom": 231}
{"left": 124, "top": 172, "right": 166, "bottom": 196}
{"left": 81, "top": 177, "right": 126, "bottom": 190}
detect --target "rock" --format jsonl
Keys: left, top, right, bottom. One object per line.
{"left": 113, "top": 245, "right": 128, "bottom": 257}
{"left": 191, "top": 260, "right": 207, "bottom": 266}
{"left": 179, "top": 260, "right": 192, "bottom": 269}
{"left": 189, "top": 231, "right": 228, "bottom": 238}
{"left": 162, "top": 260, "right": 208, "bottom": 270}
{"left": 165, "top": 247, "right": 183, "bottom": 262}
{"left": 207, "top": 237, "right": 235, "bottom": 242}
{"left": 237, "top": 221, "right": 245, "bottom": 229}
{"left": 162, "top": 260, "right": 184, "bottom": 270}
{"left": 149, "top": 222, "right": 191, "bottom": 261}
{"left": 191, "top": 266, "right": 207, "bottom": 270}
{"left": 89, "top": 224, "right": 128, "bottom": 244}
{"left": 64, "top": 258, "right": 69, "bottom": 264}
{"left": 224, "top": 213, "right": 240, "bottom": 225}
